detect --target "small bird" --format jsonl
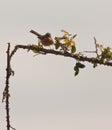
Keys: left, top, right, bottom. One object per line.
{"left": 30, "top": 30, "right": 54, "bottom": 46}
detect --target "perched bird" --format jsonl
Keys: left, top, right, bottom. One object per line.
{"left": 30, "top": 30, "right": 54, "bottom": 46}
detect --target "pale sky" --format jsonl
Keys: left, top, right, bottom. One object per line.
{"left": 0, "top": 0, "right": 112, "bottom": 130}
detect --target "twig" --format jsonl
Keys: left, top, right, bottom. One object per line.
{"left": 83, "top": 51, "right": 96, "bottom": 53}
{"left": 10, "top": 126, "right": 16, "bottom": 130}
{"left": 94, "top": 37, "right": 99, "bottom": 57}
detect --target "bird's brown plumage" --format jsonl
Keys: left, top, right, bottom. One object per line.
{"left": 30, "top": 30, "right": 54, "bottom": 46}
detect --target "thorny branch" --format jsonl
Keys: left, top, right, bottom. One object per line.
{"left": 2, "top": 43, "right": 15, "bottom": 130}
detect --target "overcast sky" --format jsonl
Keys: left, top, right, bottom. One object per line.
{"left": 0, "top": 0, "right": 112, "bottom": 130}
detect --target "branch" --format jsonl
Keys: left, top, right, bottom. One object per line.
{"left": 10, "top": 44, "right": 112, "bottom": 66}
{"left": 3, "top": 43, "right": 15, "bottom": 130}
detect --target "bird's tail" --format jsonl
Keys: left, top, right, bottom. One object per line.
{"left": 30, "top": 30, "right": 41, "bottom": 37}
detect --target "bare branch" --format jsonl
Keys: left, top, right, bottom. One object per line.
{"left": 3, "top": 43, "right": 15, "bottom": 130}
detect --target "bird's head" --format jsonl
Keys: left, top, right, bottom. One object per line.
{"left": 45, "top": 32, "right": 51, "bottom": 37}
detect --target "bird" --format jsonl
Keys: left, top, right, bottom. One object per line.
{"left": 30, "top": 30, "right": 54, "bottom": 46}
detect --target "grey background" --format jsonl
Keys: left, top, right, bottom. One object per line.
{"left": 0, "top": 0, "right": 112, "bottom": 130}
